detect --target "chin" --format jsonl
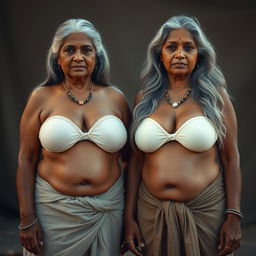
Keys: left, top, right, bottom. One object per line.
{"left": 70, "top": 71, "right": 88, "bottom": 77}
{"left": 172, "top": 71, "right": 189, "bottom": 76}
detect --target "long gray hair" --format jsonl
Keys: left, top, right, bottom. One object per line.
{"left": 41, "top": 18, "right": 110, "bottom": 86}
{"left": 131, "top": 15, "right": 227, "bottom": 145}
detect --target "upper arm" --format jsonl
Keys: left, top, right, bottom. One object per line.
{"left": 218, "top": 87, "right": 240, "bottom": 165}
{"left": 18, "top": 87, "right": 46, "bottom": 164}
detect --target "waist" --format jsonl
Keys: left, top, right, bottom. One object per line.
{"left": 38, "top": 152, "right": 121, "bottom": 196}
{"left": 141, "top": 149, "right": 220, "bottom": 201}
{"left": 35, "top": 173, "right": 124, "bottom": 205}
{"left": 139, "top": 172, "right": 224, "bottom": 206}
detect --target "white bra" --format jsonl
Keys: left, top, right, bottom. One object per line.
{"left": 135, "top": 116, "right": 217, "bottom": 153}
{"left": 39, "top": 115, "right": 127, "bottom": 153}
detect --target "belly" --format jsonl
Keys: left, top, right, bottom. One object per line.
{"left": 38, "top": 141, "right": 121, "bottom": 196}
{"left": 142, "top": 143, "right": 220, "bottom": 201}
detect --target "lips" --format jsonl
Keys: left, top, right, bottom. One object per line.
{"left": 71, "top": 66, "right": 86, "bottom": 69}
{"left": 172, "top": 62, "right": 187, "bottom": 66}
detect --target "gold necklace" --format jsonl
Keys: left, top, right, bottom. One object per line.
{"left": 165, "top": 88, "right": 191, "bottom": 108}
{"left": 63, "top": 81, "right": 93, "bottom": 105}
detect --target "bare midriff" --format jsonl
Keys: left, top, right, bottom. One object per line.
{"left": 142, "top": 141, "right": 220, "bottom": 201}
{"left": 38, "top": 141, "right": 121, "bottom": 196}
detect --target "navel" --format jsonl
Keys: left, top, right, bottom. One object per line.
{"left": 80, "top": 180, "right": 90, "bottom": 186}
{"left": 165, "top": 184, "right": 175, "bottom": 189}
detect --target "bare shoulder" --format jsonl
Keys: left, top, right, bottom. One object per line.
{"left": 100, "top": 85, "right": 131, "bottom": 124}
{"left": 105, "top": 85, "right": 126, "bottom": 100}
{"left": 218, "top": 86, "right": 235, "bottom": 113}
{"left": 24, "top": 85, "right": 58, "bottom": 115}
{"left": 29, "top": 85, "right": 54, "bottom": 101}
{"left": 103, "top": 85, "right": 130, "bottom": 107}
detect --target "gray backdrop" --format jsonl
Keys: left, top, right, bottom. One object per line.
{"left": 1, "top": 0, "right": 255, "bottom": 224}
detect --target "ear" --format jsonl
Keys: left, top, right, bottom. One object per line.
{"left": 160, "top": 55, "right": 163, "bottom": 62}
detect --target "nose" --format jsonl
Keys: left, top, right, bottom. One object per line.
{"left": 175, "top": 48, "right": 185, "bottom": 59}
{"left": 73, "top": 51, "right": 84, "bottom": 61}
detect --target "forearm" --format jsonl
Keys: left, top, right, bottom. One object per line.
{"left": 16, "top": 160, "right": 38, "bottom": 221}
{"left": 223, "top": 161, "right": 241, "bottom": 210}
{"left": 124, "top": 154, "right": 143, "bottom": 221}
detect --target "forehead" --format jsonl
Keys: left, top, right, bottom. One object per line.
{"left": 62, "top": 32, "right": 94, "bottom": 46}
{"left": 166, "top": 28, "right": 195, "bottom": 43}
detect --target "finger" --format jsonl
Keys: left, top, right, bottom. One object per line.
{"left": 127, "top": 240, "right": 143, "bottom": 256}
{"left": 31, "top": 232, "right": 40, "bottom": 255}
{"left": 135, "top": 230, "right": 145, "bottom": 248}
{"left": 26, "top": 245, "right": 33, "bottom": 253}
{"left": 37, "top": 229, "right": 44, "bottom": 247}
{"left": 120, "top": 242, "right": 128, "bottom": 255}
{"left": 27, "top": 236, "right": 38, "bottom": 255}
{"left": 38, "top": 228, "right": 44, "bottom": 247}
{"left": 219, "top": 237, "right": 232, "bottom": 256}
{"left": 218, "top": 231, "right": 225, "bottom": 252}
{"left": 232, "top": 238, "right": 240, "bottom": 251}
{"left": 24, "top": 242, "right": 33, "bottom": 254}
{"left": 23, "top": 238, "right": 32, "bottom": 250}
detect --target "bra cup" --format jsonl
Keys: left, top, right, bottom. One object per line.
{"left": 135, "top": 119, "right": 168, "bottom": 153}
{"left": 176, "top": 119, "right": 217, "bottom": 152}
{"left": 39, "top": 115, "right": 127, "bottom": 153}
{"left": 135, "top": 116, "right": 218, "bottom": 153}
{"left": 88, "top": 117, "right": 127, "bottom": 153}
{"left": 39, "top": 118, "right": 81, "bottom": 153}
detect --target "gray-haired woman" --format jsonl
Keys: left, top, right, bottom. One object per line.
{"left": 17, "top": 18, "right": 130, "bottom": 256}
{"left": 124, "top": 15, "right": 241, "bottom": 256}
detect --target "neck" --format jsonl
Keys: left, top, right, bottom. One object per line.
{"left": 167, "top": 74, "right": 190, "bottom": 90}
{"left": 64, "top": 76, "right": 92, "bottom": 90}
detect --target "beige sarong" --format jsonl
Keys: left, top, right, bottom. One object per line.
{"left": 137, "top": 174, "right": 233, "bottom": 256}
{"left": 23, "top": 174, "right": 124, "bottom": 256}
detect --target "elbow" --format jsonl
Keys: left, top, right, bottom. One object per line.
{"left": 221, "top": 154, "right": 240, "bottom": 171}
{"left": 17, "top": 150, "right": 40, "bottom": 169}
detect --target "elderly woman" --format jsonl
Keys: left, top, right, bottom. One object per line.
{"left": 124, "top": 16, "right": 241, "bottom": 256}
{"left": 17, "top": 19, "right": 130, "bottom": 256}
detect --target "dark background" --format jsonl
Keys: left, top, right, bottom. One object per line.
{"left": 1, "top": 0, "right": 255, "bottom": 253}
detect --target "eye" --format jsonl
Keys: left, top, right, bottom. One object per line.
{"left": 82, "top": 46, "right": 94, "bottom": 55}
{"left": 166, "top": 45, "right": 176, "bottom": 52}
{"left": 63, "top": 46, "right": 75, "bottom": 54}
{"left": 184, "top": 45, "right": 194, "bottom": 52}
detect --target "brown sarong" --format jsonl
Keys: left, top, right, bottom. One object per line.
{"left": 137, "top": 174, "right": 233, "bottom": 256}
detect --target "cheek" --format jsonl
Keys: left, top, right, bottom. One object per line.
{"left": 162, "top": 54, "right": 172, "bottom": 66}
{"left": 189, "top": 55, "right": 198, "bottom": 68}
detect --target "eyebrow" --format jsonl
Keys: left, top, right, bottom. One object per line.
{"left": 63, "top": 43, "right": 93, "bottom": 48}
{"left": 166, "top": 40, "right": 195, "bottom": 44}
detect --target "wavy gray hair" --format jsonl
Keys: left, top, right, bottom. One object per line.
{"left": 131, "top": 15, "right": 227, "bottom": 145}
{"left": 41, "top": 18, "right": 110, "bottom": 86}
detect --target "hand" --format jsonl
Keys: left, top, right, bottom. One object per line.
{"left": 19, "top": 220, "right": 43, "bottom": 255}
{"left": 125, "top": 219, "right": 145, "bottom": 256}
{"left": 218, "top": 215, "right": 241, "bottom": 256}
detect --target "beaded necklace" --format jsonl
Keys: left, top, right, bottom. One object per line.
{"left": 63, "top": 81, "right": 93, "bottom": 105}
{"left": 165, "top": 88, "right": 191, "bottom": 108}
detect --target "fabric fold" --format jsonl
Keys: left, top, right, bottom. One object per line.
{"left": 23, "top": 174, "right": 124, "bottom": 256}
{"left": 137, "top": 174, "right": 233, "bottom": 256}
